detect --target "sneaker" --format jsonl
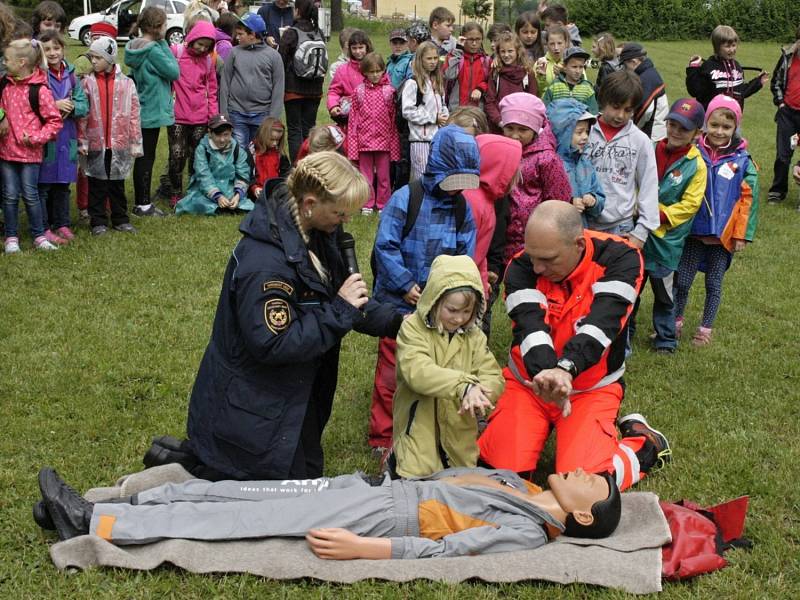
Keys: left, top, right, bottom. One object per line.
{"left": 618, "top": 413, "right": 672, "bottom": 471}
{"left": 113, "top": 223, "right": 138, "bottom": 234}
{"left": 34, "top": 236, "right": 58, "bottom": 251}
{"left": 675, "top": 317, "right": 684, "bottom": 339}
{"left": 767, "top": 192, "right": 784, "bottom": 204}
{"left": 91, "top": 225, "right": 109, "bottom": 236}
{"left": 44, "top": 229, "right": 68, "bottom": 245}
{"left": 4, "top": 236, "right": 20, "bottom": 254}
{"left": 361, "top": 206, "right": 373, "bottom": 216}
{"left": 55, "top": 226, "right": 75, "bottom": 241}
{"left": 691, "top": 326, "right": 712, "bottom": 347}
{"left": 78, "top": 209, "right": 89, "bottom": 222}
{"left": 133, "top": 204, "right": 166, "bottom": 217}
{"left": 654, "top": 346, "right": 676, "bottom": 355}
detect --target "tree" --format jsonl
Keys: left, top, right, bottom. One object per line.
{"left": 330, "top": 0, "right": 343, "bottom": 32}
{"left": 462, "top": 0, "right": 493, "bottom": 24}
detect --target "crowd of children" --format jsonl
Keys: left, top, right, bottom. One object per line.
{"left": 0, "top": 0, "right": 783, "bottom": 482}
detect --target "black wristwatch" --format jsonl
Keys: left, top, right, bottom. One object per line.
{"left": 556, "top": 357, "right": 578, "bottom": 378}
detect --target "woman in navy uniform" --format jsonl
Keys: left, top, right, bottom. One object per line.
{"left": 184, "top": 152, "right": 403, "bottom": 480}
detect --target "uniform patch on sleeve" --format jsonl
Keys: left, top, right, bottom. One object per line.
{"left": 264, "top": 298, "right": 291, "bottom": 334}
{"left": 263, "top": 280, "right": 294, "bottom": 295}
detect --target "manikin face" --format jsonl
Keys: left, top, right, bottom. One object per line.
{"left": 303, "top": 194, "right": 353, "bottom": 233}
{"left": 462, "top": 30, "right": 483, "bottom": 54}
{"left": 666, "top": 120, "right": 697, "bottom": 150}
{"left": 498, "top": 42, "right": 517, "bottom": 66}
{"left": 437, "top": 291, "right": 476, "bottom": 333}
{"left": 547, "top": 468, "right": 610, "bottom": 515}
{"left": 503, "top": 123, "right": 536, "bottom": 147}
{"left": 524, "top": 224, "right": 585, "bottom": 282}
{"left": 600, "top": 101, "right": 635, "bottom": 128}
{"left": 718, "top": 41, "right": 737, "bottom": 60}
{"left": 209, "top": 127, "right": 233, "bottom": 149}
{"left": 432, "top": 19, "right": 453, "bottom": 42}
{"left": 562, "top": 57, "right": 586, "bottom": 84}
{"left": 422, "top": 48, "right": 439, "bottom": 73}
{"left": 571, "top": 120, "right": 590, "bottom": 152}
{"left": 705, "top": 110, "right": 736, "bottom": 149}
{"left": 349, "top": 43, "right": 367, "bottom": 61}
{"left": 547, "top": 34, "right": 566, "bottom": 59}
{"left": 364, "top": 65, "right": 384, "bottom": 84}
{"left": 42, "top": 40, "right": 65, "bottom": 68}
{"left": 518, "top": 23, "right": 538, "bottom": 47}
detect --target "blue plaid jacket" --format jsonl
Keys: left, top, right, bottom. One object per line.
{"left": 373, "top": 126, "right": 479, "bottom": 312}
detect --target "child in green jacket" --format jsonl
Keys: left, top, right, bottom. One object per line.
{"left": 392, "top": 254, "right": 504, "bottom": 479}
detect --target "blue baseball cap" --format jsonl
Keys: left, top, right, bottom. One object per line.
{"left": 238, "top": 12, "right": 266, "bottom": 35}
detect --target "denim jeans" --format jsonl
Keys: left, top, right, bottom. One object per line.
{"left": 229, "top": 111, "right": 267, "bottom": 150}
{"left": 630, "top": 264, "right": 677, "bottom": 351}
{"left": 38, "top": 182, "right": 72, "bottom": 230}
{"left": 2, "top": 160, "right": 44, "bottom": 239}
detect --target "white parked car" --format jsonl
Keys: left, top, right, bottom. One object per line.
{"left": 68, "top": 0, "right": 188, "bottom": 47}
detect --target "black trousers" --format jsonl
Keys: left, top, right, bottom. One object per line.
{"left": 133, "top": 127, "right": 161, "bottom": 205}
{"left": 285, "top": 96, "right": 321, "bottom": 163}
{"left": 769, "top": 104, "right": 800, "bottom": 198}
{"left": 88, "top": 151, "right": 129, "bottom": 227}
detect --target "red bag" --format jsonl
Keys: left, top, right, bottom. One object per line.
{"left": 660, "top": 496, "right": 751, "bottom": 581}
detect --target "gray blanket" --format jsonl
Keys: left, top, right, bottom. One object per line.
{"left": 49, "top": 465, "right": 671, "bottom": 594}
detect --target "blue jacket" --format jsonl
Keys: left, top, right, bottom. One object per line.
{"left": 546, "top": 98, "right": 605, "bottom": 222}
{"left": 257, "top": 2, "right": 294, "bottom": 43}
{"left": 186, "top": 181, "right": 403, "bottom": 479}
{"left": 373, "top": 126, "right": 478, "bottom": 312}
{"left": 387, "top": 50, "right": 413, "bottom": 89}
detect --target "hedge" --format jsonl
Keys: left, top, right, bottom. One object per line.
{"left": 568, "top": 0, "right": 800, "bottom": 41}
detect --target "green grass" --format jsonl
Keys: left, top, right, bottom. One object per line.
{"left": 1, "top": 37, "right": 799, "bottom": 597}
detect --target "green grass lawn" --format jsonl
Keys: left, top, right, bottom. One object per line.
{"left": 1, "top": 36, "right": 799, "bottom": 597}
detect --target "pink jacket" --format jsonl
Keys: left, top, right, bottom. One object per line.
{"left": 346, "top": 74, "right": 400, "bottom": 160}
{"left": 326, "top": 57, "right": 364, "bottom": 112}
{"left": 0, "top": 68, "right": 62, "bottom": 163}
{"left": 78, "top": 66, "right": 143, "bottom": 180}
{"left": 463, "top": 134, "right": 522, "bottom": 297}
{"left": 171, "top": 21, "right": 219, "bottom": 125}
{"left": 505, "top": 122, "right": 572, "bottom": 262}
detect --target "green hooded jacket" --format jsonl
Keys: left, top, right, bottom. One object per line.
{"left": 124, "top": 38, "right": 179, "bottom": 128}
{"left": 393, "top": 255, "right": 504, "bottom": 478}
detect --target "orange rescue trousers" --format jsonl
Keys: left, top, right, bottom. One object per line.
{"left": 478, "top": 368, "right": 647, "bottom": 491}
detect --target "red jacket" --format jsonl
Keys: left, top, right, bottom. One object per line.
{"left": 443, "top": 48, "right": 490, "bottom": 110}
{"left": 0, "top": 68, "right": 62, "bottom": 162}
{"left": 504, "top": 230, "right": 643, "bottom": 392}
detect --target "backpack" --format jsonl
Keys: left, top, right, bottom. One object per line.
{"left": 0, "top": 79, "right": 44, "bottom": 124}
{"left": 201, "top": 139, "right": 254, "bottom": 181}
{"left": 395, "top": 78, "right": 424, "bottom": 143}
{"left": 291, "top": 28, "right": 328, "bottom": 80}
{"left": 660, "top": 496, "right": 751, "bottom": 581}
{"left": 369, "top": 179, "right": 468, "bottom": 287}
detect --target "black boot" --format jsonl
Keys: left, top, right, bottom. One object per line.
{"left": 38, "top": 468, "right": 93, "bottom": 541}
{"left": 143, "top": 435, "right": 197, "bottom": 470}
{"left": 32, "top": 500, "right": 55, "bottom": 530}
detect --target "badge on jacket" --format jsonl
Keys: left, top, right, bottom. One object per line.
{"left": 264, "top": 298, "right": 291, "bottom": 334}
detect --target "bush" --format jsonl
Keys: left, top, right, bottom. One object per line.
{"left": 568, "top": 0, "right": 800, "bottom": 41}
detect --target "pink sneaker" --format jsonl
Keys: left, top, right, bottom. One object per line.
{"left": 44, "top": 229, "right": 68, "bottom": 245}
{"left": 55, "top": 226, "right": 75, "bottom": 241}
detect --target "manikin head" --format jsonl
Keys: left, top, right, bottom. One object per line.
{"left": 547, "top": 469, "right": 622, "bottom": 538}
{"left": 524, "top": 200, "right": 586, "bottom": 282}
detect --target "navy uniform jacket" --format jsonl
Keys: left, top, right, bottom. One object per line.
{"left": 187, "top": 182, "right": 403, "bottom": 480}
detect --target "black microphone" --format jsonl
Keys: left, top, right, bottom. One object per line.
{"left": 338, "top": 232, "right": 360, "bottom": 275}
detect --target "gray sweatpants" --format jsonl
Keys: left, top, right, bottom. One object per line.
{"left": 90, "top": 474, "right": 417, "bottom": 545}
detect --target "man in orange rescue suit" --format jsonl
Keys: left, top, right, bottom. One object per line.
{"left": 478, "top": 201, "right": 672, "bottom": 491}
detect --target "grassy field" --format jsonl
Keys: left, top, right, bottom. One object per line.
{"left": 1, "top": 33, "right": 799, "bottom": 597}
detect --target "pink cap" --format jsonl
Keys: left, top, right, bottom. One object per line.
{"left": 705, "top": 94, "right": 742, "bottom": 128}
{"left": 499, "top": 92, "right": 546, "bottom": 133}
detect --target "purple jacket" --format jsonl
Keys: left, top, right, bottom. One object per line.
{"left": 39, "top": 62, "right": 88, "bottom": 184}
{"left": 505, "top": 122, "right": 572, "bottom": 261}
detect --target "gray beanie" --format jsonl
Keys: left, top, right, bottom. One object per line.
{"left": 88, "top": 36, "right": 118, "bottom": 64}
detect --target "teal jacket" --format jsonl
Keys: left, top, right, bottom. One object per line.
{"left": 176, "top": 135, "right": 254, "bottom": 216}
{"left": 124, "top": 38, "right": 179, "bottom": 128}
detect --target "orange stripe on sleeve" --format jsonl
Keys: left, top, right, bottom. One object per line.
{"left": 95, "top": 515, "right": 116, "bottom": 540}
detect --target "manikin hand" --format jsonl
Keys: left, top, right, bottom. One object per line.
{"left": 306, "top": 528, "right": 391, "bottom": 560}
{"left": 338, "top": 273, "right": 369, "bottom": 309}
